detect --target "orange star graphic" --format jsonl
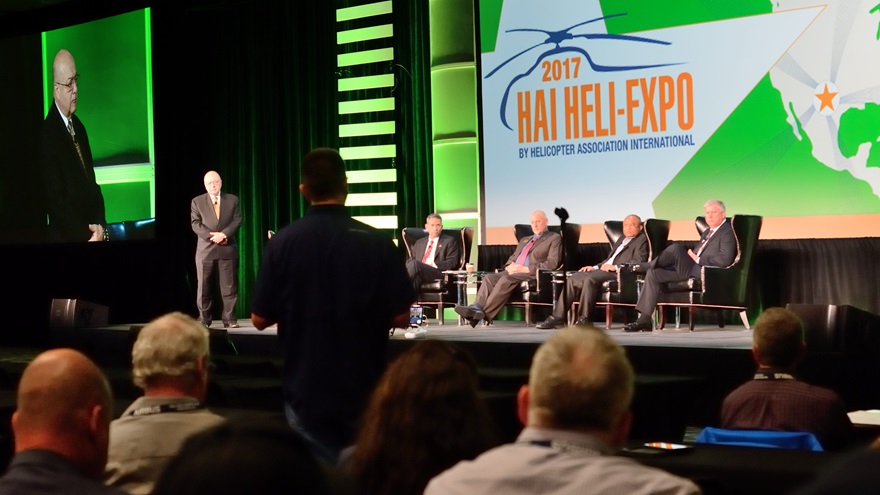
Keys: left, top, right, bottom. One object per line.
{"left": 815, "top": 83, "right": 838, "bottom": 112}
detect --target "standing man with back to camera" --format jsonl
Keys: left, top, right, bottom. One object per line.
{"left": 40, "top": 49, "right": 107, "bottom": 242}
{"left": 191, "top": 171, "right": 241, "bottom": 328}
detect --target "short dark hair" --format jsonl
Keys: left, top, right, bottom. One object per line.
{"left": 301, "top": 148, "right": 347, "bottom": 201}
{"left": 151, "top": 416, "right": 329, "bottom": 495}
{"left": 753, "top": 307, "right": 804, "bottom": 368}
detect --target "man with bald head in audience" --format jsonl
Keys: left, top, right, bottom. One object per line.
{"left": 0, "top": 349, "right": 125, "bottom": 494}
{"left": 105, "top": 311, "right": 224, "bottom": 494}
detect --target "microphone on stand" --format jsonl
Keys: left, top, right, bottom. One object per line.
{"left": 554, "top": 207, "right": 569, "bottom": 223}
{"left": 554, "top": 207, "right": 570, "bottom": 325}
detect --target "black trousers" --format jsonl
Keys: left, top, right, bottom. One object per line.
{"left": 196, "top": 257, "right": 238, "bottom": 324}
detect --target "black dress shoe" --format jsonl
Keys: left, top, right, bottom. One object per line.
{"left": 575, "top": 316, "right": 593, "bottom": 326}
{"left": 536, "top": 316, "right": 565, "bottom": 329}
{"left": 455, "top": 305, "right": 485, "bottom": 328}
{"left": 623, "top": 320, "right": 653, "bottom": 332}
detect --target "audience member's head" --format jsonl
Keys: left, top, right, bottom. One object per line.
{"left": 300, "top": 148, "right": 347, "bottom": 204}
{"left": 132, "top": 311, "right": 210, "bottom": 401}
{"left": 520, "top": 326, "right": 635, "bottom": 447}
{"left": 12, "top": 349, "right": 113, "bottom": 479}
{"left": 151, "top": 417, "right": 330, "bottom": 495}
{"left": 752, "top": 307, "right": 805, "bottom": 369}
{"left": 348, "top": 340, "right": 495, "bottom": 495}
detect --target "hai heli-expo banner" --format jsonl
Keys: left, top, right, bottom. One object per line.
{"left": 479, "top": 0, "right": 880, "bottom": 233}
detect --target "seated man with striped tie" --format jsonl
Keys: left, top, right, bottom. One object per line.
{"left": 623, "top": 199, "right": 736, "bottom": 332}
{"left": 405, "top": 213, "right": 461, "bottom": 294}
{"left": 536, "top": 214, "right": 648, "bottom": 329}
{"left": 455, "top": 210, "right": 562, "bottom": 327}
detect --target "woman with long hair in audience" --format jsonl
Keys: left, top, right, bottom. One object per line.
{"left": 346, "top": 340, "right": 496, "bottom": 495}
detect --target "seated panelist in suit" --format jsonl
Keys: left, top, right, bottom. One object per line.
{"left": 623, "top": 199, "right": 736, "bottom": 332}
{"left": 536, "top": 214, "right": 648, "bottom": 329}
{"left": 455, "top": 210, "right": 562, "bottom": 327}
{"left": 406, "top": 214, "right": 461, "bottom": 293}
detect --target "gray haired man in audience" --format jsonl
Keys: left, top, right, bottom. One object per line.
{"left": 0, "top": 349, "right": 125, "bottom": 494}
{"left": 425, "top": 327, "right": 700, "bottom": 495}
{"left": 105, "top": 312, "right": 224, "bottom": 494}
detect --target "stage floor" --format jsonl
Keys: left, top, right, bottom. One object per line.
{"left": 220, "top": 319, "right": 753, "bottom": 350}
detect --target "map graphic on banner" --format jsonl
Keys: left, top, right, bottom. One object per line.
{"left": 479, "top": 0, "right": 880, "bottom": 232}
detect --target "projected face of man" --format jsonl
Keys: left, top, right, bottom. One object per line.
{"left": 52, "top": 50, "right": 78, "bottom": 118}
{"left": 622, "top": 215, "right": 642, "bottom": 238}
{"left": 530, "top": 210, "right": 549, "bottom": 236}
{"left": 204, "top": 171, "right": 222, "bottom": 197}
{"left": 425, "top": 216, "right": 442, "bottom": 239}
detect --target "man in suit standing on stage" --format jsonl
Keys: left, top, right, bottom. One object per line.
{"left": 536, "top": 214, "right": 648, "bottom": 329}
{"left": 191, "top": 171, "right": 241, "bottom": 328}
{"left": 40, "top": 49, "right": 107, "bottom": 243}
{"left": 405, "top": 213, "right": 461, "bottom": 293}
{"left": 623, "top": 199, "right": 736, "bottom": 332}
{"left": 455, "top": 210, "right": 562, "bottom": 327}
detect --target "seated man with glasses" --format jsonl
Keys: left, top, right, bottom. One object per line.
{"left": 40, "top": 49, "right": 107, "bottom": 242}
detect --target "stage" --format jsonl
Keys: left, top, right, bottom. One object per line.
{"left": 24, "top": 309, "right": 880, "bottom": 445}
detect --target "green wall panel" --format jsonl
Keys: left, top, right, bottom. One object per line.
{"left": 429, "top": 0, "right": 477, "bottom": 65}
{"left": 430, "top": 66, "right": 478, "bottom": 139}
{"left": 432, "top": 142, "right": 479, "bottom": 212}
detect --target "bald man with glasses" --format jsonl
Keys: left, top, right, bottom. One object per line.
{"left": 191, "top": 171, "right": 242, "bottom": 328}
{"left": 39, "top": 49, "right": 107, "bottom": 243}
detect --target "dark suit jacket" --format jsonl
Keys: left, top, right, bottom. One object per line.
{"left": 505, "top": 231, "right": 563, "bottom": 276}
{"left": 600, "top": 232, "right": 648, "bottom": 266}
{"left": 696, "top": 219, "right": 736, "bottom": 269}
{"left": 0, "top": 449, "right": 126, "bottom": 495}
{"left": 40, "top": 102, "right": 106, "bottom": 242}
{"left": 191, "top": 192, "right": 241, "bottom": 261}
{"left": 410, "top": 233, "right": 460, "bottom": 271}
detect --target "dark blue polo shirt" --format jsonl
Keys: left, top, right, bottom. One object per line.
{"left": 251, "top": 204, "right": 413, "bottom": 440}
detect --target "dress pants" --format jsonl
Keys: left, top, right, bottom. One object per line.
{"left": 474, "top": 271, "right": 531, "bottom": 321}
{"left": 405, "top": 258, "right": 443, "bottom": 294}
{"left": 635, "top": 244, "right": 699, "bottom": 318}
{"left": 196, "top": 257, "right": 238, "bottom": 324}
{"left": 551, "top": 270, "right": 616, "bottom": 320}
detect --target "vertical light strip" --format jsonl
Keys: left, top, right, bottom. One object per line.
{"left": 336, "top": 1, "right": 398, "bottom": 232}
{"left": 144, "top": 8, "right": 156, "bottom": 217}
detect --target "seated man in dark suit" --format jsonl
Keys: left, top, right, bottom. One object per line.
{"left": 623, "top": 199, "right": 737, "bottom": 332}
{"left": 721, "top": 307, "right": 852, "bottom": 451}
{"left": 455, "top": 210, "right": 562, "bottom": 327}
{"left": 405, "top": 213, "right": 461, "bottom": 293}
{"left": 536, "top": 214, "right": 648, "bottom": 329}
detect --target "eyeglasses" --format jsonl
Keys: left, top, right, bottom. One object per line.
{"left": 55, "top": 74, "right": 79, "bottom": 93}
{"left": 205, "top": 180, "right": 221, "bottom": 185}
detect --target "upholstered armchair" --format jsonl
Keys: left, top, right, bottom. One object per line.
{"left": 503, "top": 223, "right": 580, "bottom": 325}
{"left": 657, "top": 214, "right": 762, "bottom": 330}
{"left": 592, "top": 218, "right": 670, "bottom": 328}
{"left": 401, "top": 227, "right": 474, "bottom": 325}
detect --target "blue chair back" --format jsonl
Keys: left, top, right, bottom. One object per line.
{"left": 695, "top": 427, "right": 823, "bottom": 451}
